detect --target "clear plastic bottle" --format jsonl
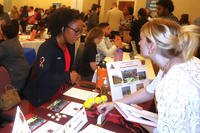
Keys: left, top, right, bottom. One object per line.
{"left": 131, "top": 41, "right": 138, "bottom": 56}
{"left": 101, "top": 77, "right": 109, "bottom": 95}
{"left": 95, "top": 53, "right": 101, "bottom": 65}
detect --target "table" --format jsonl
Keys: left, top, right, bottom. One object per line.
{"left": 20, "top": 39, "right": 45, "bottom": 54}
{"left": 23, "top": 48, "right": 36, "bottom": 65}
{"left": 0, "top": 81, "right": 152, "bottom": 132}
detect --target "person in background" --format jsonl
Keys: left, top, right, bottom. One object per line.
{"left": 145, "top": 7, "right": 152, "bottom": 19}
{"left": 106, "top": 2, "right": 124, "bottom": 37}
{"left": 97, "top": 23, "right": 118, "bottom": 58}
{"left": 23, "top": 8, "right": 83, "bottom": 107}
{"left": 19, "top": 6, "right": 28, "bottom": 33}
{"left": 130, "top": 8, "right": 148, "bottom": 53}
{"left": 79, "top": 27, "right": 104, "bottom": 81}
{"left": 193, "top": 16, "right": 200, "bottom": 59}
{"left": 0, "top": 12, "right": 10, "bottom": 43}
{"left": 0, "top": 20, "right": 30, "bottom": 92}
{"left": 87, "top": 4, "right": 101, "bottom": 31}
{"left": 179, "top": 14, "right": 190, "bottom": 25}
{"left": 0, "top": 4, "right": 10, "bottom": 22}
{"left": 156, "top": 0, "right": 179, "bottom": 23}
{"left": 98, "top": 18, "right": 200, "bottom": 132}
{"left": 10, "top": 6, "right": 20, "bottom": 20}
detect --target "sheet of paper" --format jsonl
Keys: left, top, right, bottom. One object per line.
{"left": 63, "top": 87, "right": 99, "bottom": 101}
{"left": 12, "top": 106, "right": 31, "bottom": 133}
{"left": 33, "top": 121, "right": 64, "bottom": 133}
{"left": 60, "top": 102, "right": 83, "bottom": 116}
{"left": 79, "top": 124, "right": 115, "bottom": 133}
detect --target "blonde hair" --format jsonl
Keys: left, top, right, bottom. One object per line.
{"left": 141, "top": 18, "right": 200, "bottom": 60}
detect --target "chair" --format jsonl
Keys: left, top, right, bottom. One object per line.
{"left": 73, "top": 43, "right": 85, "bottom": 73}
{"left": 23, "top": 48, "right": 36, "bottom": 65}
{"left": 0, "top": 66, "right": 31, "bottom": 126}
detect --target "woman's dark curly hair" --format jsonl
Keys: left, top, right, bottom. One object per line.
{"left": 47, "top": 8, "right": 83, "bottom": 37}
{"left": 156, "top": 0, "right": 174, "bottom": 13}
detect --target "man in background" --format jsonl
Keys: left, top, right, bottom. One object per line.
{"left": 97, "top": 23, "right": 118, "bottom": 58}
{"left": 105, "top": 2, "right": 124, "bottom": 37}
{"left": 87, "top": 4, "right": 101, "bottom": 31}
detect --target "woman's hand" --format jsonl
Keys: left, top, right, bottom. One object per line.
{"left": 70, "top": 71, "right": 81, "bottom": 85}
{"left": 97, "top": 102, "right": 114, "bottom": 116}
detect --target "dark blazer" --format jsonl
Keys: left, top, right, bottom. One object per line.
{"left": 130, "top": 17, "right": 148, "bottom": 53}
{"left": 23, "top": 38, "right": 75, "bottom": 107}
{"left": 0, "top": 37, "right": 30, "bottom": 91}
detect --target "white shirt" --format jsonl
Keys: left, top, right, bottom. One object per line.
{"left": 146, "top": 57, "right": 200, "bottom": 133}
{"left": 106, "top": 7, "right": 124, "bottom": 31}
{"left": 97, "top": 37, "right": 117, "bottom": 57}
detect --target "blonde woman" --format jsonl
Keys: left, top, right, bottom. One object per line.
{"left": 98, "top": 18, "right": 200, "bottom": 133}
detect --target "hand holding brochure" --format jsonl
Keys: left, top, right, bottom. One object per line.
{"left": 114, "top": 102, "right": 158, "bottom": 127}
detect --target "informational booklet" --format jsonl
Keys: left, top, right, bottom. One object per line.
{"left": 114, "top": 102, "right": 158, "bottom": 127}
{"left": 63, "top": 87, "right": 99, "bottom": 101}
{"left": 26, "top": 115, "right": 65, "bottom": 133}
{"left": 79, "top": 124, "right": 115, "bottom": 133}
{"left": 106, "top": 60, "right": 150, "bottom": 101}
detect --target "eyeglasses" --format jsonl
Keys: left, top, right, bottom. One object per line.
{"left": 67, "top": 26, "right": 83, "bottom": 36}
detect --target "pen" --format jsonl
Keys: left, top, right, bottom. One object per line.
{"left": 140, "top": 116, "right": 152, "bottom": 122}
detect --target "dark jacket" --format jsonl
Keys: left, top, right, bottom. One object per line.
{"left": 23, "top": 38, "right": 75, "bottom": 107}
{"left": 130, "top": 17, "right": 148, "bottom": 53}
{"left": 87, "top": 12, "right": 99, "bottom": 31}
{"left": 0, "top": 37, "right": 30, "bottom": 91}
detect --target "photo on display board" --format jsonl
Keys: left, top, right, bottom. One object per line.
{"left": 121, "top": 86, "right": 131, "bottom": 96}
{"left": 112, "top": 75, "right": 123, "bottom": 85}
{"left": 121, "top": 69, "right": 138, "bottom": 83}
{"left": 137, "top": 71, "right": 147, "bottom": 80}
{"left": 136, "top": 83, "right": 144, "bottom": 91}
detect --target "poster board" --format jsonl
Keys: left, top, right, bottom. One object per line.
{"left": 106, "top": 59, "right": 149, "bottom": 101}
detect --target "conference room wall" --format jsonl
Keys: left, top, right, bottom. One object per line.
{"left": 12, "top": 0, "right": 72, "bottom": 10}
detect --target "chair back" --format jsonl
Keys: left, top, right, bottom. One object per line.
{"left": 0, "top": 66, "right": 11, "bottom": 95}
{"left": 73, "top": 43, "right": 85, "bottom": 73}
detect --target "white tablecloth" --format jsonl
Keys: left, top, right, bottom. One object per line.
{"left": 20, "top": 39, "right": 45, "bottom": 54}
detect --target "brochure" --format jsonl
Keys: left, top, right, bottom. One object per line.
{"left": 114, "top": 102, "right": 157, "bottom": 127}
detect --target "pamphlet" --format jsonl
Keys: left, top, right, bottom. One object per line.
{"left": 114, "top": 102, "right": 157, "bottom": 127}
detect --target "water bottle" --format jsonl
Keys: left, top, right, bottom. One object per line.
{"left": 101, "top": 77, "right": 109, "bottom": 95}
{"left": 95, "top": 53, "right": 101, "bottom": 65}
{"left": 114, "top": 48, "right": 123, "bottom": 61}
{"left": 131, "top": 41, "right": 138, "bottom": 56}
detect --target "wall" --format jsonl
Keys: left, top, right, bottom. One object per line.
{"left": 99, "top": 0, "right": 117, "bottom": 22}
{"left": 82, "top": 0, "right": 98, "bottom": 13}
{"left": 173, "top": 0, "right": 199, "bottom": 22}
{"left": 12, "top": 0, "right": 72, "bottom": 9}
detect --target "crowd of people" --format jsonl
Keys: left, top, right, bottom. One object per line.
{"left": 0, "top": 0, "right": 199, "bottom": 132}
